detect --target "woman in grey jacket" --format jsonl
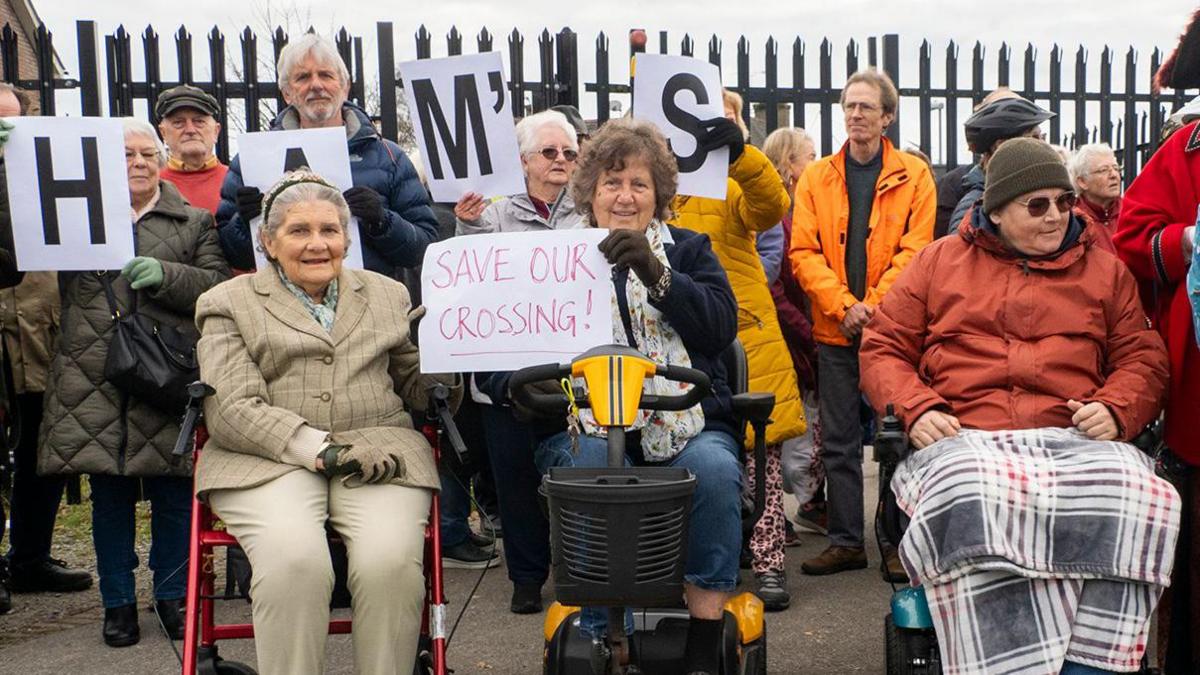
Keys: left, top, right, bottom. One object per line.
{"left": 37, "top": 119, "right": 230, "bottom": 647}
{"left": 450, "top": 109, "right": 587, "bottom": 613}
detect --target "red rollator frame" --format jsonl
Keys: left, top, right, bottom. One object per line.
{"left": 178, "top": 381, "right": 456, "bottom": 675}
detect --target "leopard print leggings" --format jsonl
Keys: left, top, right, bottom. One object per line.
{"left": 746, "top": 442, "right": 785, "bottom": 574}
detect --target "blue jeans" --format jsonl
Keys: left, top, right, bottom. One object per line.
{"left": 439, "top": 470, "right": 471, "bottom": 547}
{"left": 535, "top": 430, "right": 743, "bottom": 638}
{"left": 90, "top": 475, "right": 192, "bottom": 608}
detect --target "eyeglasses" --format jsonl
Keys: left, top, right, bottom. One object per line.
{"left": 1013, "top": 191, "right": 1077, "bottom": 217}
{"left": 1087, "top": 164, "right": 1122, "bottom": 176}
{"left": 537, "top": 146, "right": 578, "bottom": 162}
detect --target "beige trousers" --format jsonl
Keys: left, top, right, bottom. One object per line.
{"left": 210, "top": 469, "right": 431, "bottom": 675}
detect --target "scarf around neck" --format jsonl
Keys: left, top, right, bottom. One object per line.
{"left": 578, "top": 220, "right": 705, "bottom": 461}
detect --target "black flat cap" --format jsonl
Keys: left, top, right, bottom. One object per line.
{"left": 155, "top": 84, "right": 220, "bottom": 120}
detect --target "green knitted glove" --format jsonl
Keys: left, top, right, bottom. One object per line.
{"left": 0, "top": 119, "right": 14, "bottom": 150}
{"left": 121, "top": 257, "right": 164, "bottom": 290}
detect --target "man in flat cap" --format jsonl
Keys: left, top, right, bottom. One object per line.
{"left": 156, "top": 84, "right": 226, "bottom": 214}
{"left": 1114, "top": 10, "right": 1200, "bottom": 672}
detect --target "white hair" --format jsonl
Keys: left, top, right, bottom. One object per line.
{"left": 276, "top": 33, "right": 351, "bottom": 94}
{"left": 515, "top": 110, "right": 578, "bottom": 156}
{"left": 121, "top": 117, "right": 166, "bottom": 166}
{"left": 1068, "top": 143, "right": 1116, "bottom": 184}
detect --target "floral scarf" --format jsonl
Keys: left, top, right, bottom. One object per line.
{"left": 579, "top": 220, "right": 705, "bottom": 461}
{"left": 278, "top": 267, "right": 339, "bottom": 333}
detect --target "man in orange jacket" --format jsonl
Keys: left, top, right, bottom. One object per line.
{"left": 788, "top": 69, "right": 935, "bottom": 577}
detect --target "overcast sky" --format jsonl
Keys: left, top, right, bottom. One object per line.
{"left": 29, "top": 1, "right": 1200, "bottom": 161}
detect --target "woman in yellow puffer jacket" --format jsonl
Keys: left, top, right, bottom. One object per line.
{"left": 671, "top": 106, "right": 805, "bottom": 611}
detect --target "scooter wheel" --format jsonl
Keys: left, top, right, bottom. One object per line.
{"left": 740, "top": 623, "right": 767, "bottom": 675}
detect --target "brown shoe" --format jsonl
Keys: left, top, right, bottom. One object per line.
{"left": 800, "top": 546, "right": 868, "bottom": 576}
{"left": 880, "top": 545, "right": 907, "bottom": 583}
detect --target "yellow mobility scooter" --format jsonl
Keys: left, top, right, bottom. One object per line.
{"left": 509, "top": 343, "right": 775, "bottom": 675}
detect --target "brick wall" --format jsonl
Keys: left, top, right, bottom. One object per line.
{"left": 0, "top": 2, "right": 41, "bottom": 79}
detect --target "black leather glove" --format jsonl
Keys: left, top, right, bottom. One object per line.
{"left": 344, "top": 186, "right": 386, "bottom": 229}
{"left": 508, "top": 379, "right": 568, "bottom": 422}
{"left": 599, "top": 229, "right": 665, "bottom": 287}
{"left": 697, "top": 116, "right": 745, "bottom": 164}
{"left": 235, "top": 186, "right": 263, "bottom": 223}
{"left": 319, "top": 443, "right": 399, "bottom": 486}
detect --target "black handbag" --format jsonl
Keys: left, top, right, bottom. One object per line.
{"left": 100, "top": 273, "right": 199, "bottom": 414}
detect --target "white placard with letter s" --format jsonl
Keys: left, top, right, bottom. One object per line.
{"left": 399, "top": 52, "right": 526, "bottom": 203}
{"left": 4, "top": 117, "right": 135, "bottom": 271}
{"left": 632, "top": 53, "right": 728, "bottom": 200}
{"left": 418, "top": 229, "right": 614, "bottom": 373}
{"left": 238, "top": 127, "right": 365, "bottom": 270}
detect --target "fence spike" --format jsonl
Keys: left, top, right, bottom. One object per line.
{"left": 595, "top": 30, "right": 607, "bottom": 51}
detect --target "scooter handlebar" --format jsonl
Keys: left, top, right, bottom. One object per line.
{"left": 640, "top": 364, "right": 711, "bottom": 411}
{"left": 508, "top": 363, "right": 573, "bottom": 413}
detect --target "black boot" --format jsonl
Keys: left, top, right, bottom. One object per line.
{"left": 154, "top": 598, "right": 186, "bottom": 640}
{"left": 103, "top": 604, "right": 140, "bottom": 647}
{"left": 10, "top": 557, "right": 93, "bottom": 593}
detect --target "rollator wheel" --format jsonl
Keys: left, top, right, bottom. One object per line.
{"left": 212, "top": 661, "right": 257, "bottom": 675}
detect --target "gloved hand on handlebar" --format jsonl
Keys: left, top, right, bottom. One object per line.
{"left": 318, "top": 444, "right": 400, "bottom": 487}
{"left": 508, "top": 378, "right": 568, "bottom": 422}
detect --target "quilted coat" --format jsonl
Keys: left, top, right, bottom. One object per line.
{"left": 216, "top": 103, "right": 439, "bottom": 276}
{"left": 670, "top": 146, "right": 805, "bottom": 447}
{"left": 38, "top": 181, "right": 231, "bottom": 477}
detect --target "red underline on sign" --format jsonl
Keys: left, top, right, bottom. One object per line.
{"left": 449, "top": 350, "right": 583, "bottom": 356}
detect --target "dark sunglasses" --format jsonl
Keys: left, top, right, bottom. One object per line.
{"left": 538, "top": 146, "right": 578, "bottom": 162}
{"left": 1013, "top": 192, "right": 1076, "bottom": 217}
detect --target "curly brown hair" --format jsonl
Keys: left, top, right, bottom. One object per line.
{"left": 571, "top": 118, "right": 678, "bottom": 225}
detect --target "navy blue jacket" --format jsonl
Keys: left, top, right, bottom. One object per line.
{"left": 480, "top": 226, "right": 740, "bottom": 439}
{"left": 216, "top": 103, "right": 439, "bottom": 275}
{"left": 948, "top": 163, "right": 985, "bottom": 235}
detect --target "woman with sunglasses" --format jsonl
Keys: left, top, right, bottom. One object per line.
{"left": 454, "top": 109, "right": 585, "bottom": 235}
{"left": 858, "top": 138, "right": 1176, "bottom": 674}
{"left": 451, "top": 108, "right": 586, "bottom": 615}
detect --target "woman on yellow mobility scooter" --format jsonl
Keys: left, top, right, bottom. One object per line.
{"left": 484, "top": 118, "right": 746, "bottom": 675}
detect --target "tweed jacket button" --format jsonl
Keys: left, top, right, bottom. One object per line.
{"left": 320, "top": 392, "right": 331, "bottom": 402}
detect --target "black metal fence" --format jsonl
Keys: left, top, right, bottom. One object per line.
{"left": 2, "top": 20, "right": 1193, "bottom": 184}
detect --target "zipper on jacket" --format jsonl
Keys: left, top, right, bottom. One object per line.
{"left": 1021, "top": 259, "right": 1030, "bottom": 276}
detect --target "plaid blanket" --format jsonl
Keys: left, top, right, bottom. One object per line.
{"left": 892, "top": 428, "right": 1181, "bottom": 674}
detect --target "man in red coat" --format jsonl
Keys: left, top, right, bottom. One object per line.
{"left": 1114, "top": 16, "right": 1200, "bottom": 670}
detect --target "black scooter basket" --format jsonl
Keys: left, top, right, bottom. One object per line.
{"left": 541, "top": 466, "right": 696, "bottom": 607}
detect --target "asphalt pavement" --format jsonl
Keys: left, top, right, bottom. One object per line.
{"left": 0, "top": 460, "right": 890, "bottom": 674}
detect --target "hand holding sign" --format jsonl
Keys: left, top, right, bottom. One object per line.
{"left": 632, "top": 54, "right": 728, "bottom": 199}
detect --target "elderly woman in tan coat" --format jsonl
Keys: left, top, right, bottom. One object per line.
{"left": 195, "top": 169, "right": 459, "bottom": 675}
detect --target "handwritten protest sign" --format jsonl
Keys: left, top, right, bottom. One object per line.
{"left": 3, "top": 117, "right": 135, "bottom": 271}
{"left": 398, "top": 52, "right": 525, "bottom": 202}
{"left": 238, "top": 127, "right": 364, "bottom": 270}
{"left": 418, "top": 229, "right": 613, "bottom": 373}
{"left": 632, "top": 54, "right": 728, "bottom": 199}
